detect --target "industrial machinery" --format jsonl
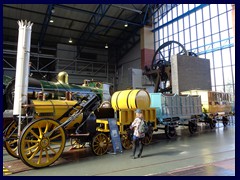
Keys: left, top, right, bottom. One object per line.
{"left": 143, "top": 41, "right": 194, "bottom": 93}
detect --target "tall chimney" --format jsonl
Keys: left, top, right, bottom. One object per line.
{"left": 13, "top": 20, "right": 33, "bottom": 116}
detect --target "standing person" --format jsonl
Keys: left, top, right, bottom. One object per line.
{"left": 130, "top": 109, "right": 145, "bottom": 159}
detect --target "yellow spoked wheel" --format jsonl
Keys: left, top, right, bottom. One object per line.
{"left": 70, "top": 138, "right": 85, "bottom": 149}
{"left": 18, "top": 119, "right": 66, "bottom": 168}
{"left": 121, "top": 134, "right": 132, "bottom": 150}
{"left": 4, "top": 121, "right": 19, "bottom": 158}
{"left": 91, "top": 133, "right": 109, "bottom": 156}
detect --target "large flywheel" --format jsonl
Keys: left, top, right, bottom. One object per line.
{"left": 144, "top": 41, "right": 188, "bottom": 93}
{"left": 151, "top": 41, "right": 187, "bottom": 70}
{"left": 18, "top": 118, "right": 66, "bottom": 168}
{"left": 91, "top": 133, "right": 109, "bottom": 156}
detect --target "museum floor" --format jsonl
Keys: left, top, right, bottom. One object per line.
{"left": 3, "top": 119, "right": 235, "bottom": 176}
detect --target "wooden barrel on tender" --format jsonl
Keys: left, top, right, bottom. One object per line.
{"left": 111, "top": 89, "right": 150, "bottom": 110}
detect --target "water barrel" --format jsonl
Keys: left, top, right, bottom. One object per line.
{"left": 111, "top": 89, "right": 150, "bottom": 110}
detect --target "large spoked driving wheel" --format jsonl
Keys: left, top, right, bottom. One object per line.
{"left": 91, "top": 133, "right": 109, "bottom": 156}
{"left": 165, "top": 125, "right": 177, "bottom": 139}
{"left": 121, "top": 134, "right": 132, "bottom": 150}
{"left": 18, "top": 119, "right": 66, "bottom": 168}
{"left": 4, "top": 121, "right": 19, "bottom": 158}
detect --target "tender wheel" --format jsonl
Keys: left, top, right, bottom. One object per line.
{"left": 143, "top": 127, "right": 153, "bottom": 145}
{"left": 188, "top": 121, "right": 198, "bottom": 134}
{"left": 165, "top": 125, "right": 176, "bottom": 139}
{"left": 70, "top": 138, "right": 85, "bottom": 149}
{"left": 121, "top": 134, "right": 132, "bottom": 150}
{"left": 209, "top": 119, "right": 216, "bottom": 129}
{"left": 4, "top": 121, "right": 19, "bottom": 158}
{"left": 91, "top": 133, "right": 109, "bottom": 156}
{"left": 222, "top": 116, "right": 229, "bottom": 127}
{"left": 18, "top": 119, "right": 66, "bottom": 168}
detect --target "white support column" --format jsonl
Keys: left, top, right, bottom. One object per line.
{"left": 13, "top": 20, "right": 33, "bottom": 116}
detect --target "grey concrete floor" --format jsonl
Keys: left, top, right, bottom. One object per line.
{"left": 4, "top": 121, "right": 235, "bottom": 176}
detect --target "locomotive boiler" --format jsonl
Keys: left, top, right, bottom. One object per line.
{"left": 3, "top": 71, "right": 113, "bottom": 111}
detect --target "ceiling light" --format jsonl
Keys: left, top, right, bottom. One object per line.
{"left": 50, "top": 19, "right": 54, "bottom": 23}
{"left": 68, "top": 38, "right": 73, "bottom": 43}
{"left": 105, "top": 44, "right": 108, "bottom": 49}
{"left": 124, "top": 22, "right": 128, "bottom": 27}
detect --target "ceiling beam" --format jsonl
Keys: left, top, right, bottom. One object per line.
{"left": 55, "top": 4, "right": 143, "bottom": 27}
{"left": 3, "top": 5, "right": 133, "bottom": 33}
{"left": 76, "top": 4, "right": 111, "bottom": 55}
{"left": 38, "top": 4, "right": 55, "bottom": 49}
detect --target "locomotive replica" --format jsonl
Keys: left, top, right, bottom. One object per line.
{"left": 3, "top": 20, "right": 234, "bottom": 169}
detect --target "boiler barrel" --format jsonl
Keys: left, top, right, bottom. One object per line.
{"left": 111, "top": 89, "right": 150, "bottom": 110}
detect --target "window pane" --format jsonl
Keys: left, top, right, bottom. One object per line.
{"left": 178, "top": 19, "right": 183, "bottom": 31}
{"left": 227, "top": 4, "right": 232, "bottom": 11}
{"left": 189, "top": 4, "right": 195, "bottom": 10}
{"left": 173, "top": 21, "right": 178, "bottom": 33}
{"left": 211, "top": 17, "right": 219, "bottom": 34}
{"left": 212, "top": 33, "right": 220, "bottom": 44}
{"left": 198, "top": 38, "right": 204, "bottom": 53}
{"left": 213, "top": 51, "right": 222, "bottom": 68}
{"left": 184, "top": 43, "right": 189, "bottom": 51}
{"left": 222, "top": 48, "right": 231, "bottom": 66}
{"left": 168, "top": 24, "right": 172, "bottom": 35}
{"left": 191, "top": 40, "right": 197, "bottom": 51}
{"left": 190, "top": 13, "right": 196, "bottom": 27}
{"left": 220, "top": 30, "right": 228, "bottom": 40}
{"left": 184, "top": 16, "right": 189, "bottom": 29}
{"left": 210, "top": 4, "right": 218, "bottom": 18}
{"left": 196, "top": 9, "right": 203, "bottom": 24}
{"left": 215, "top": 68, "right": 223, "bottom": 86}
{"left": 219, "top": 13, "right": 228, "bottom": 31}
{"left": 178, "top": 5, "right": 183, "bottom": 16}
{"left": 225, "top": 84, "right": 233, "bottom": 94}
{"left": 218, "top": 4, "right": 227, "bottom": 14}
{"left": 203, "top": 6, "right": 210, "bottom": 21}
{"left": 179, "top": 31, "right": 184, "bottom": 43}
{"left": 227, "top": 11, "right": 232, "bottom": 28}
{"left": 204, "top": 20, "right": 211, "bottom": 36}
{"left": 172, "top": 7, "right": 177, "bottom": 19}
{"left": 183, "top": 4, "right": 189, "bottom": 13}
{"left": 184, "top": 28, "right": 190, "bottom": 43}
{"left": 174, "top": 33, "right": 179, "bottom": 42}
{"left": 197, "top": 23, "right": 203, "bottom": 38}
{"left": 216, "top": 85, "right": 224, "bottom": 92}
{"left": 223, "top": 66, "right": 233, "bottom": 84}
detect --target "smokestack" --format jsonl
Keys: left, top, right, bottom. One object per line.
{"left": 13, "top": 20, "right": 33, "bottom": 116}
